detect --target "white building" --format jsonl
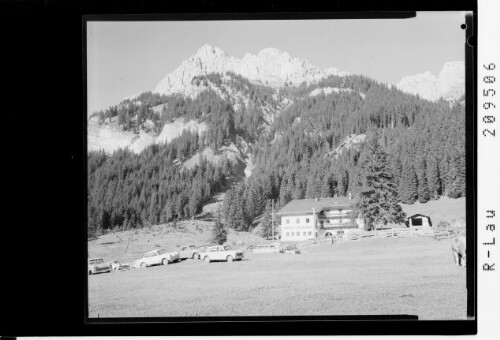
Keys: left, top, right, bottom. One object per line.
{"left": 277, "top": 197, "right": 364, "bottom": 242}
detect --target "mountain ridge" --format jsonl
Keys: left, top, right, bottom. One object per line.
{"left": 153, "top": 44, "right": 349, "bottom": 97}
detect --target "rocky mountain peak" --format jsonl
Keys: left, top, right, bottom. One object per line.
{"left": 195, "top": 44, "right": 229, "bottom": 59}
{"left": 257, "top": 47, "right": 290, "bottom": 59}
{"left": 153, "top": 44, "right": 348, "bottom": 96}
{"left": 395, "top": 61, "right": 464, "bottom": 102}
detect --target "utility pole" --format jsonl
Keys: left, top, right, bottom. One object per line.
{"left": 125, "top": 229, "right": 134, "bottom": 255}
{"left": 271, "top": 199, "right": 275, "bottom": 240}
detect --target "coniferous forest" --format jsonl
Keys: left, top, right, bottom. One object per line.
{"left": 88, "top": 73, "right": 465, "bottom": 236}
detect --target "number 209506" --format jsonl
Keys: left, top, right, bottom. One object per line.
{"left": 482, "top": 63, "right": 496, "bottom": 137}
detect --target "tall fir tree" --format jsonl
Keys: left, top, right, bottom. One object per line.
{"left": 398, "top": 156, "right": 418, "bottom": 204}
{"left": 448, "top": 147, "right": 466, "bottom": 198}
{"left": 223, "top": 186, "right": 248, "bottom": 231}
{"left": 426, "top": 152, "right": 441, "bottom": 199}
{"left": 260, "top": 200, "right": 273, "bottom": 239}
{"left": 211, "top": 210, "right": 228, "bottom": 245}
{"left": 354, "top": 133, "right": 406, "bottom": 230}
{"left": 416, "top": 157, "right": 430, "bottom": 203}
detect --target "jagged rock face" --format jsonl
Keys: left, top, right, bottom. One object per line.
{"left": 396, "top": 61, "right": 464, "bottom": 102}
{"left": 153, "top": 44, "right": 349, "bottom": 96}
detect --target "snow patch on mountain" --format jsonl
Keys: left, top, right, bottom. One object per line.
{"left": 153, "top": 44, "right": 349, "bottom": 97}
{"left": 396, "top": 61, "right": 464, "bottom": 102}
{"left": 128, "top": 130, "right": 156, "bottom": 154}
{"left": 156, "top": 118, "right": 208, "bottom": 145}
{"left": 88, "top": 116, "right": 138, "bottom": 154}
{"left": 309, "top": 87, "right": 353, "bottom": 97}
{"left": 88, "top": 116, "right": 208, "bottom": 154}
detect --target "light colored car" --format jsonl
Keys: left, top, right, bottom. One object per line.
{"left": 110, "top": 260, "right": 131, "bottom": 271}
{"left": 192, "top": 245, "right": 212, "bottom": 260}
{"left": 178, "top": 245, "right": 199, "bottom": 260}
{"left": 280, "top": 244, "right": 301, "bottom": 254}
{"left": 252, "top": 243, "right": 281, "bottom": 254}
{"left": 88, "top": 258, "right": 111, "bottom": 275}
{"left": 132, "top": 249, "right": 180, "bottom": 268}
{"left": 199, "top": 245, "right": 244, "bottom": 263}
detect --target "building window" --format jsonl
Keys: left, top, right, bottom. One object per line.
{"left": 306, "top": 218, "right": 310, "bottom": 223}
{"left": 286, "top": 219, "right": 290, "bottom": 224}
{"left": 286, "top": 232, "right": 289, "bottom": 236}
{"left": 296, "top": 218, "right": 300, "bottom": 224}
{"left": 308, "top": 231, "right": 312, "bottom": 236}
{"left": 291, "top": 232, "right": 294, "bottom": 236}
{"left": 337, "top": 230, "right": 344, "bottom": 235}
{"left": 303, "top": 231, "right": 306, "bottom": 236}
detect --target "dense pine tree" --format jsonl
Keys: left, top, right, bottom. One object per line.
{"left": 260, "top": 201, "right": 273, "bottom": 239}
{"left": 416, "top": 157, "right": 430, "bottom": 203}
{"left": 354, "top": 133, "right": 406, "bottom": 230}
{"left": 426, "top": 152, "right": 441, "bottom": 199}
{"left": 211, "top": 211, "right": 228, "bottom": 245}
{"left": 398, "top": 157, "right": 418, "bottom": 204}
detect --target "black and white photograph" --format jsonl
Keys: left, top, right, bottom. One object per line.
{"left": 86, "top": 12, "right": 470, "bottom": 320}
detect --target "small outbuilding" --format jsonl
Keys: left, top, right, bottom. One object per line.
{"left": 405, "top": 214, "right": 432, "bottom": 228}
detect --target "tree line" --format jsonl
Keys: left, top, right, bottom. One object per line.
{"left": 88, "top": 133, "right": 233, "bottom": 238}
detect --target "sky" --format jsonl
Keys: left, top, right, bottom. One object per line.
{"left": 87, "top": 12, "right": 468, "bottom": 114}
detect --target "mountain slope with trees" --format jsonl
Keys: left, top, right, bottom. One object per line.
{"left": 88, "top": 70, "right": 465, "bottom": 235}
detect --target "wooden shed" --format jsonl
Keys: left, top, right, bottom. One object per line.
{"left": 406, "top": 214, "right": 432, "bottom": 228}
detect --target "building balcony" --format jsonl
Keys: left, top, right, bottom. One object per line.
{"left": 321, "top": 222, "right": 358, "bottom": 229}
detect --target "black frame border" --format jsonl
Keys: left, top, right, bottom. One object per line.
{"left": 81, "top": 10, "right": 477, "bottom": 336}
{"left": 0, "top": 0, "right": 477, "bottom": 337}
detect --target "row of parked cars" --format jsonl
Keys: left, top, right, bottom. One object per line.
{"left": 89, "top": 242, "right": 301, "bottom": 275}
{"left": 246, "top": 243, "right": 301, "bottom": 254}
{"left": 88, "top": 244, "right": 246, "bottom": 275}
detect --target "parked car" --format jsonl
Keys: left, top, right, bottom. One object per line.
{"left": 88, "top": 258, "right": 112, "bottom": 275}
{"left": 193, "top": 245, "right": 212, "bottom": 260}
{"left": 110, "top": 260, "right": 131, "bottom": 271}
{"left": 132, "top": 249, "right": 180, "bottom": 268}
{"left": 252, "top": 243, "right": 280, "bottom": 254}
{"left": 280, "top": 244, "right": 301, "bottom": 254}
{"left": 178, "top": 245, "right": 199, "bottom": 260}
{"left": 199, "top": 245, "right": 244, "bottom": 263}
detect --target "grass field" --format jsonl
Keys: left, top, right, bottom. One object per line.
{"left": 88, "top": 236, "right": 467, "bottom": 319}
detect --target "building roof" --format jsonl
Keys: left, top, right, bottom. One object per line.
{"left": 277, "top": 197, "right": 353, "bottom": 215}
{"left": 407, "top": 214, "right": 431, "bottom": 219}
